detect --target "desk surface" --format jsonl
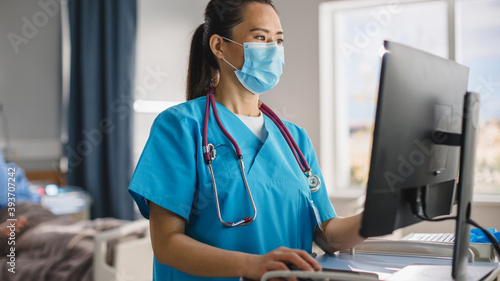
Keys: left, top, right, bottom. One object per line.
{"left": 316, "top": 252, "right": 499, "bottom": 280}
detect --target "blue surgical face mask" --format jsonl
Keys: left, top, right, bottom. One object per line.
{"left": 222, "top": 37, "right": 285, "bottom": 95}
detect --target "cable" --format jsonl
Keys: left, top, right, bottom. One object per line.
{"left": 415, "top": 213, "right": 457, "bottom": 223}
{"left": 416, "top": 214, "right": 500, "bottom": 258}
{"left": 411, "top": 187, "right": 457, "bottom": 223}
{"left": 467, "top": 218, "right": 500, "bottom": 257}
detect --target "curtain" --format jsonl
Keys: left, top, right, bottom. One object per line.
{"left": 66, "top": 0, "right": 137, "bottom": 220}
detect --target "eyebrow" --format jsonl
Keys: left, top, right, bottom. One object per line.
{"left": 249, "top": 27, "right": 284, "bottom": 35}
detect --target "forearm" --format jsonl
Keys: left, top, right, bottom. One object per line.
{"left": 153, "top": 230, "right": 253, "bottom": 278}
{"left": 149, "top": 202, "right": 255, "bottom": 278}
{"left": 149, "top": 202, "right": 321, "bottom": 279}
{"left": 316, "top": 212, "right": 365, "bottom": 252}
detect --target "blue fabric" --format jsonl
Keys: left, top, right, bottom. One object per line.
{"left": 470, "top": 228, "right": 500, "bottom": 243}
{"left": 129, "top": 96, "right": 336, "bottom": 281}
{"left": 66, "top": 0, "right": 137, "bottom": 219}
{"left": 0, "top": 153, "right": 40, "bottom": 210}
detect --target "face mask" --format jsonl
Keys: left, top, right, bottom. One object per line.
{"left": 222, "top": 37, "right": 285, "bottom": 95}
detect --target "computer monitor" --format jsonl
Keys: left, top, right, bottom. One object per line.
{"left": 359, "top": 41, "right": 479, "bottom": 280}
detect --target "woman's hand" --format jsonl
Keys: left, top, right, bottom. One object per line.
{"left": 241, "top": 247, "right": 321, "bottom": 281}
{"left": 150, "top": 201, "right": 322, "bottom": 280}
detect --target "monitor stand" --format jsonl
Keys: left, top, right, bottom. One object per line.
{"left": 452, "top": 92, "right": 479, "bottom": 280}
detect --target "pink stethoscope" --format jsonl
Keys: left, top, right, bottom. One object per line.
{"left": 202, "top": 89, "right": 321, "bottom": 227}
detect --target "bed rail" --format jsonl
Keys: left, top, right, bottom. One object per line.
{"left": 93, "top": 219, "right": 153, "bottom": 281}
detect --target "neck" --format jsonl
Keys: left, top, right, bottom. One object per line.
{"left": 214, "top": 79, "right": 260, "bottom": 117}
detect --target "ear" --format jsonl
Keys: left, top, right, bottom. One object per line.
{"left": 209, "top": 34, "right": 225, "bottom": 60}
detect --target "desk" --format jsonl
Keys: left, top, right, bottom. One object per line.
{"left": 316, "top": 252, "right": 500, "bottom": 280}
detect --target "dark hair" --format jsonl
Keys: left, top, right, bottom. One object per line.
{"left": 186, "top": 0, "right": 276, "bottom": 101}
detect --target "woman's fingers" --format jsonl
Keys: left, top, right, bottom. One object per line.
{"left": 270, "top": 247, "right": 320, "bottom": 281}
{"left": 267, "top": 260, "right": 297, "bottom": 281}
{"left": 243, "top": 247, "right": 320, "bottom": 281}
{"left": 296, "top": 249, "right": 322, "bottom": 271}
{"left": 274, "top": 247, "right": 321, "bottom": 272}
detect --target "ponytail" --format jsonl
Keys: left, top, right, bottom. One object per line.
{"left": 186, "top": 24, "right": 217, "bottom": 101}
{"left": 186, "top": 0, "right": 276, "bottom": 101}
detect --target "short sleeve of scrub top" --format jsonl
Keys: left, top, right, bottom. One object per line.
{"left": 128, "top": 109, "right": 198, "bottom": 220}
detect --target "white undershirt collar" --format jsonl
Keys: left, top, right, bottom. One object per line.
{"left": 235, "top": 111, "right": 267, "bottom": 143}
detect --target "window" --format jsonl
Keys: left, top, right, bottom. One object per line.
{"left": 320, "top": 0, "right": 500, "bottom": 194}
{"left": 460, "top": 0, "right": 500, "bottom": 193}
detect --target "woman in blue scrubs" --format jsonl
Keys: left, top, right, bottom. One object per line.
{"left": 128, "top": 1, "right": 365, "bottom": 280}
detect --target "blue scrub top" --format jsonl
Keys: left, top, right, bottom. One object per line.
{"left": 128, "top": 96, "right": 336, "bottom": 281}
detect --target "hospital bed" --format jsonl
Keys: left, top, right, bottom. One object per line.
{"left": 0, "top": 203, "right": 153, "bottom": 281}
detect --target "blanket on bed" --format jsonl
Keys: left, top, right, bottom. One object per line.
{"left": 0, "top": 203, "right": 129, "bottom": 281}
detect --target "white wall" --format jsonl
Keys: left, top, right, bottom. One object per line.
{"left": 0, "top": 0, "right": 62, "bottom": 170}
{"left": 263, "top": 0, "right": 325, "bottom": 153}
{"left": 133, "top": 0, "right": 209, "bottom": 164}
{"left": 135, "top": 0, "right": 208, "bottom": 103}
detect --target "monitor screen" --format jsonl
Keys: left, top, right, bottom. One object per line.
{"left": 360, "top": 40, "right": 469, "bottom": 238}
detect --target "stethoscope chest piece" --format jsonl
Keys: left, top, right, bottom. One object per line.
{"left": 306, "top": 171, "right": 321, "bottom": 193}
{"left": 206, "top": 143, "right": 217, "bottom": 161}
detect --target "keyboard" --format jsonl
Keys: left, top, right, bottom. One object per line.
{"left": 345, "top": 234, "right": 496, "bottom": 262}
{"left": 403, "top": 232, "right": 455, "bottom": 243}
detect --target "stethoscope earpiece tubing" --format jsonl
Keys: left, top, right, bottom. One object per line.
{"left": 259, "top": 103, "right": 311, "bottom": 173}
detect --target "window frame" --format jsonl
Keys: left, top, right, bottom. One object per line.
{"left": 317, "top": 0, "right": 494, "bottom": 196}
